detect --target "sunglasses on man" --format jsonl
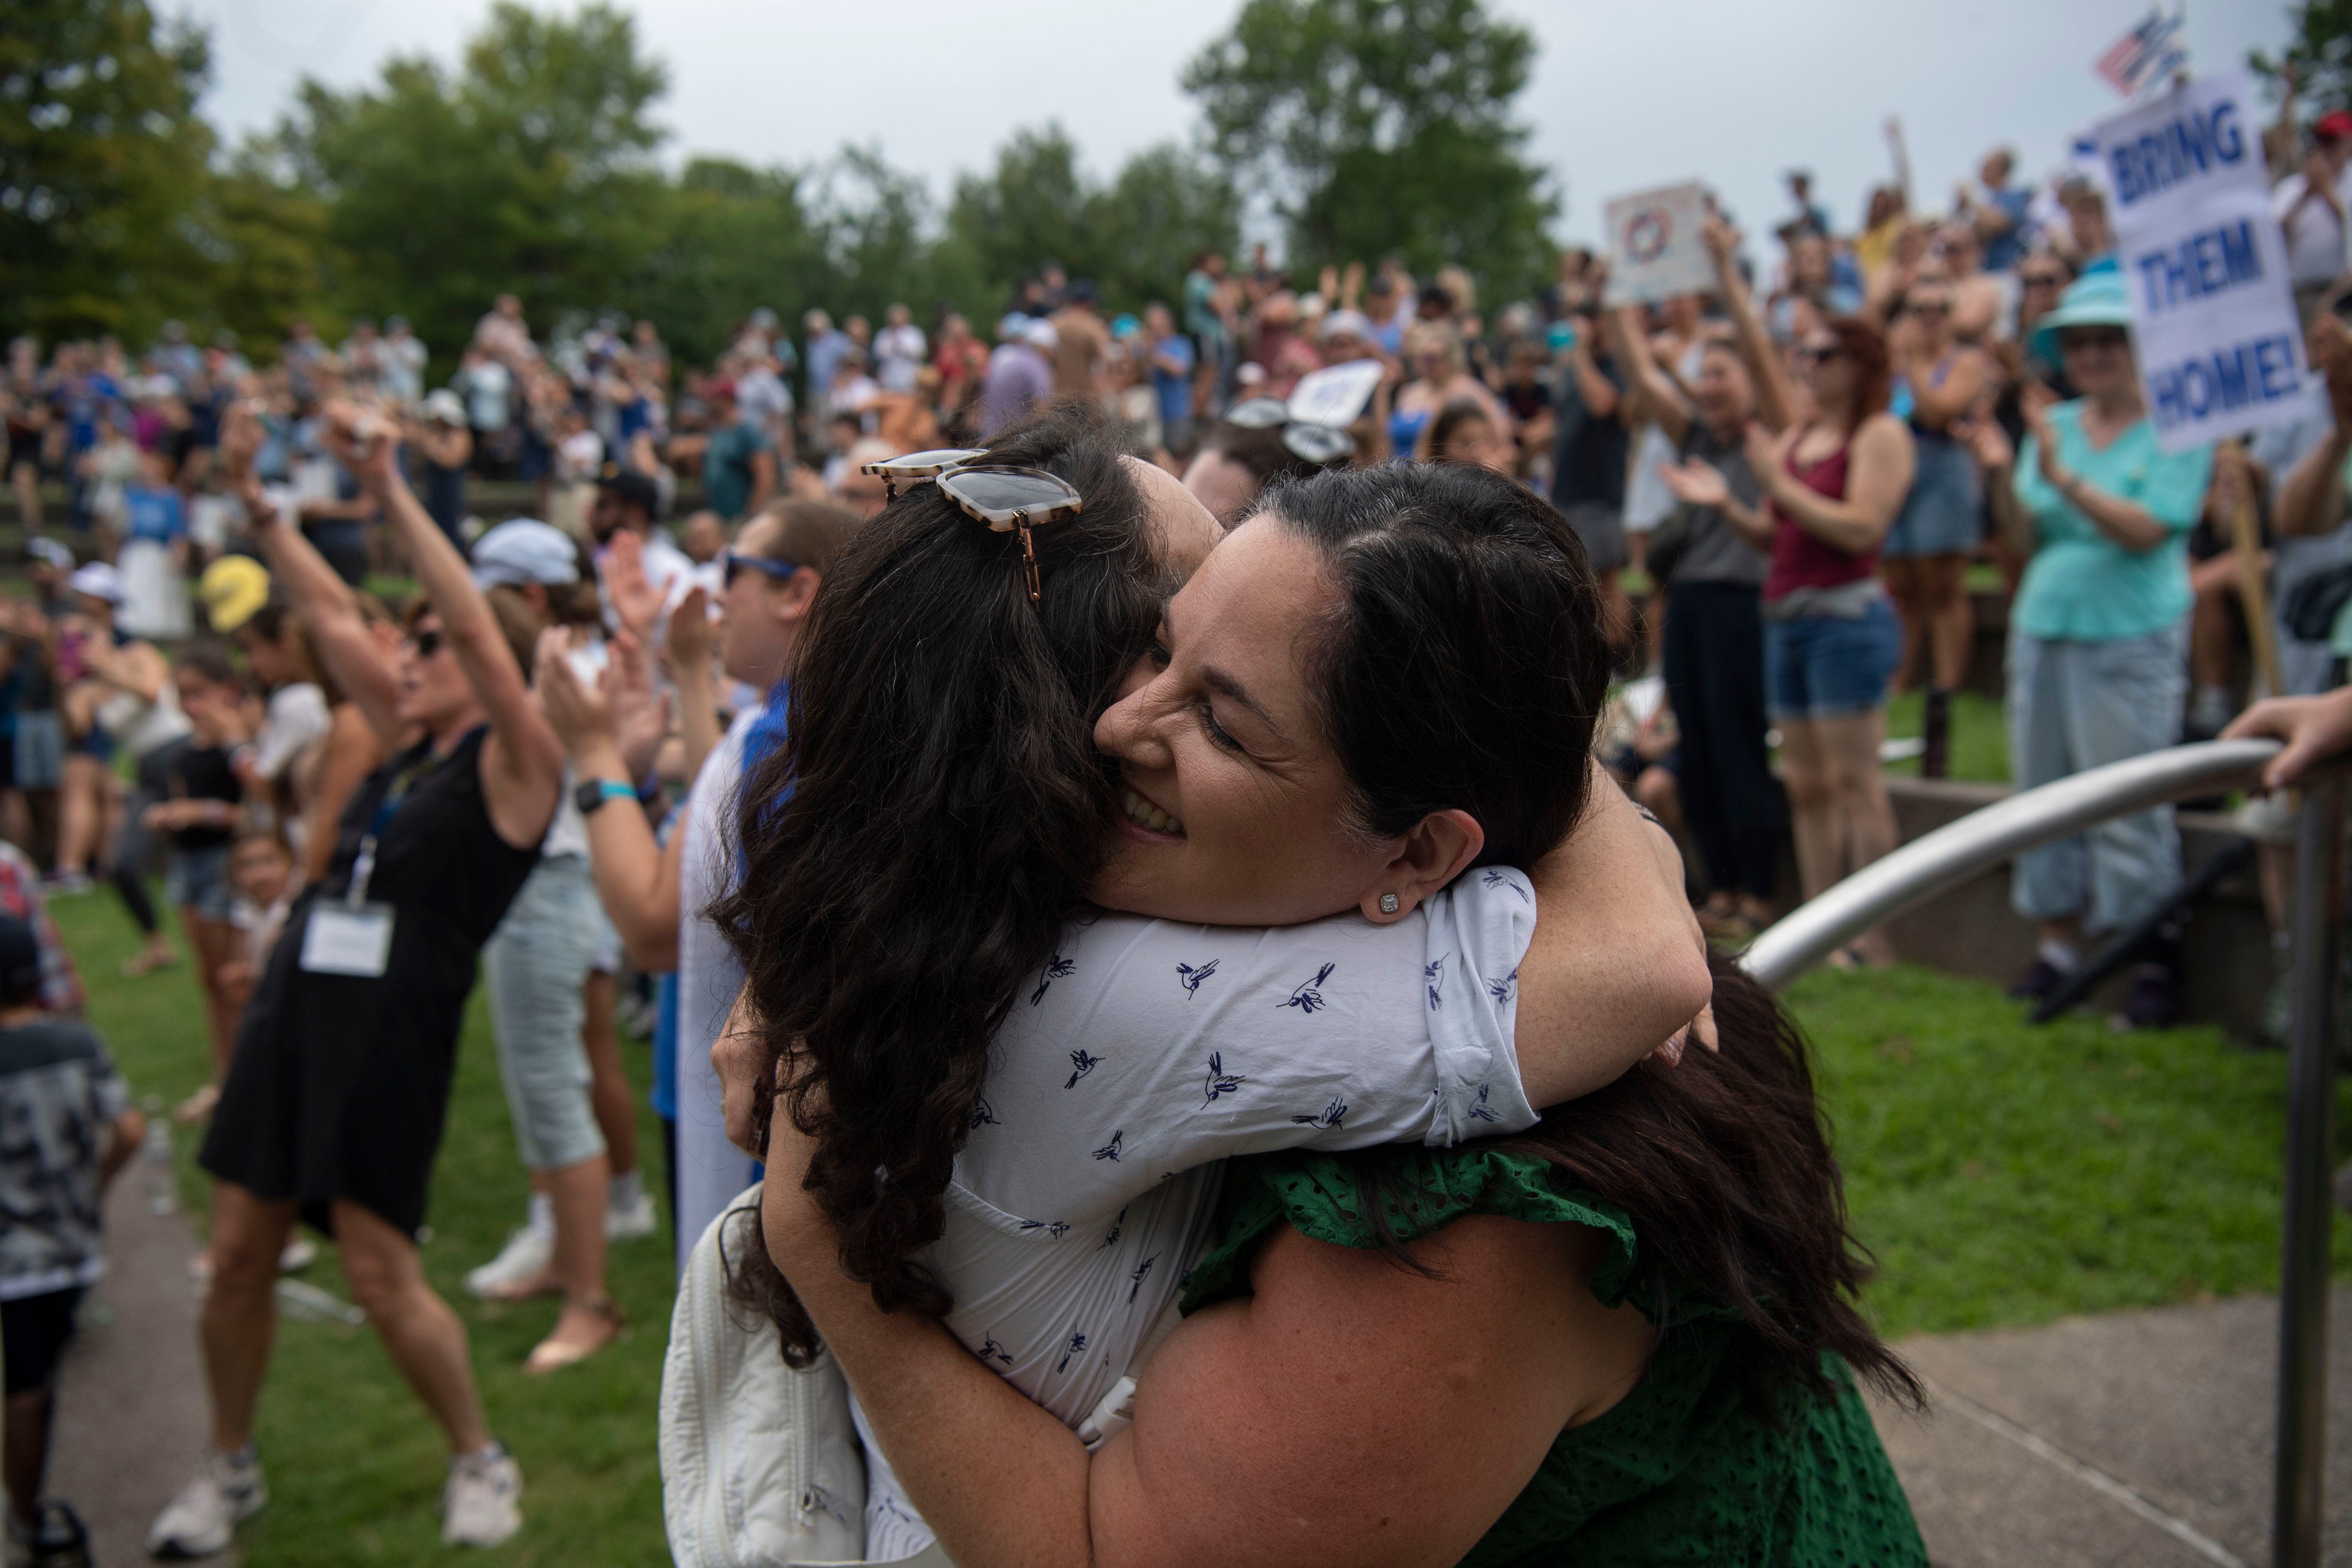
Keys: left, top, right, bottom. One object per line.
{"left": 1222, "top": 397, "right": 1357, "bottom": 466}
{"left": 722, "top": 549, "right": 800, "bottom": 588}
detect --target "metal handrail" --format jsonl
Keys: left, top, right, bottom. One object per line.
{"left": 1740, "top": 739, "right": 2280, "bottom": 988}
{"left": 1731, "top": 735, "right": 2339, "bottom": 1568}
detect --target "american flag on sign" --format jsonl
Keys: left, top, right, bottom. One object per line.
{"left": 2093, "top": 7, "right": 2188, "bottom": 98}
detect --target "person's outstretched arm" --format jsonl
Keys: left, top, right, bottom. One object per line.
{"left": 2226, "top": 688, "right": 2352, "bottom": 789}
{"left": 321, "top": 401, "right": 564, "bottom": 848}
{"left": 220, "top": 402, "right": 405, "bottom": 749}
{"left": 1707, "top": 218, "right": 1797, "bottom": 434}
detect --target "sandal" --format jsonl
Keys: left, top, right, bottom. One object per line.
{"left": 173, "top": 1083, "right": 220, "bottom": 1124}
{"left": 523, "top": 1296, "right": 626, "bottom": 1375}
{"left": 123, "top": 946, "right": 180, "bottom": 978}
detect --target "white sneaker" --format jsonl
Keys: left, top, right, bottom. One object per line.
{"left": 463, "top": 1225, "right": 552, "bottom": 1299}
{"left": 442, "top": 1446, "right": 522, "bottom": 1548}
{"left": 147, "top": 1450, "right": 267, "bottom": 1558}
{"left": 605, "top": 1189, "right": 659, "bottom": 1241}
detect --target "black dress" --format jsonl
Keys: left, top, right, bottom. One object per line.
{"left": 201, "top": 726, "right": 539, "bottom": 1237}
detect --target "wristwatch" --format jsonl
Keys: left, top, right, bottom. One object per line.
{"left": 574, "top": 778, "right": 638, "bottom": 816}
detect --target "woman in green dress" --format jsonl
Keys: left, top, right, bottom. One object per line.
{"left": 727, "top": 439, "right": 1926, "bottom": 1566}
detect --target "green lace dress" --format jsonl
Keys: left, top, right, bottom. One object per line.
{"left": 1179, "top": 1145, "right": 1929, "bottom": 1568}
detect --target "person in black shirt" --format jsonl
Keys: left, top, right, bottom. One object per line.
{"left": 1549, "top": 304, "right": 1632, "bottom": 653}
{"left": 142, "top": 645, "right": 247, "bottom": 1116}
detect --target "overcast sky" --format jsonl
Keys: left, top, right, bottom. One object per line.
{"left": 185, "top": 0, "right": 2289, "bottom": 261}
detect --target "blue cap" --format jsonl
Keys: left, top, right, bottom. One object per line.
{"left": 471, "top": 520, "right": 580, "bottom": 590}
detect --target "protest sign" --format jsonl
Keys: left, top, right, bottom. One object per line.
{"left": 1287, "top": 359, "right": 1384, "bottom": 428}
{"left": 1603, "top": 183, "right": 1712, "bottom": 306}
{"left": 2099, "top": 71, "right": 2318, "bottom": 452}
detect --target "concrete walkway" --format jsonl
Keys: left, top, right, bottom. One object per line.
{"left": 1870, "top": 1286, "right": 2352, "bottom": 1567}
{"left": 48, "top": 1142, "right": 221, "bottom": 1566}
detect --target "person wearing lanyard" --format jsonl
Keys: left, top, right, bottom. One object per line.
{"left": 147, "top": 401, "right": 565, "bottom": 1557}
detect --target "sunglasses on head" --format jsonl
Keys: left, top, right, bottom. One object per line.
{"left": 859, "top": 447, "right": 990, "bottom": 501}
{"left": 1222, "top": 397, "right": 1357, "bottom": 465}
{"left": 934, "top": 465, "right": 1085, "bottom": 605}
{"left": 722, "top": 549, "right": 800, "bottom": 588}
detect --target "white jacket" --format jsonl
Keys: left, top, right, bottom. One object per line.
{"left": 660, "top": 1187, "right": 888, "bottom": 1566}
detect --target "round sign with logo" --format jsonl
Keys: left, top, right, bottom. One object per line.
{"left": 1624, "top": 207, "right": 1673, "bottom": 264}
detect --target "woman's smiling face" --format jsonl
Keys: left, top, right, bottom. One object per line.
{"left": 1089, "top": 514, "right": 1393, "bottom": 928}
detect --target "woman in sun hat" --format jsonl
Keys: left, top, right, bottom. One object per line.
{"left": 1968, "top": 269, "right": 2216, "bottom": 1029}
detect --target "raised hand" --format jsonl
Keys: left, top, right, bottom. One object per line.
{"left": 1957, "top": 416, "right": 2014, "bottom": 474}
{"left": 602, "top": 629, "right": 670, "bottom": 780}
{"left": 600, "top": 530, "right": 661, "bottom": 642}
{"left": 1659, "top": 457, "right": 1731, "bottom": 509}
{"left": 665, "top": 583, "right": 712, "bottom": 672}
{"left": 533, "top": 627, "right": 614, "bottom": 756}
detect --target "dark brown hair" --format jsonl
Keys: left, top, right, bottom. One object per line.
{"left": 1821, "top": 315, "right": 1892, "bottom": 434}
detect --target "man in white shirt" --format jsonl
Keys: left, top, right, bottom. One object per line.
{"left": 732, "top": 355, "right": 794, "bottom": 460}
{"left": 2278, "top": 111, "right": 2352, "bottom": 325}
{"left": 874, "top": 303, "right": 928, "bottom": 395}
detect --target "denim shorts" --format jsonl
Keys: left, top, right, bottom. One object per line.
{"left": 165, "top": 842, "right": 235, "bottom": 922}
{"left": 1764, "top": 596, "right": 1900, "bottom": 720}
{"left": 14, "top": 711, "right": 61, "bottom": 792}
{"left": 1881, "top": 436, "right": 1982, "bottom": 559}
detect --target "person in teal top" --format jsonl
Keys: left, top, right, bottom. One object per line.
{"left": 1972, "top": 270, "right": 2216, "bottom": 1028}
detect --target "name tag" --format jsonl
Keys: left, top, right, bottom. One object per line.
{"left": 299, "top": 903, "right": 395, "bottom": 977}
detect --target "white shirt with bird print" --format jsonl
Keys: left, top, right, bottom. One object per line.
{"left": 856, "top": 867, "right": 1541, "bottom": 1558}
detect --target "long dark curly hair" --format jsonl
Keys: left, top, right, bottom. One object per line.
{"left": 713, "top": 406, "right": 1170, "bottom": 1360}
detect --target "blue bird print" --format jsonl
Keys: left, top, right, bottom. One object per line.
{"left": 1098, "top": 1206, "right": 1128, "bottom": 1250}
{"left": 1176, "top": 957, "right": 1220, "bottom": 999}
{"left": 976, "top": 1337, "right": 1013, "bottom": 1366}
{"left": 1017, "top": 1218, "right": 1073, "bottom": 1239}
{"left": 1426, "top": 953, "right": 1451, "bottom": 1012}
{"left": 1056, "top": 1330, "right": 1088, "bottom": 1375}
{"left": 1279, "top": 961, "right": 1336, "bottom": 1014}
{"left": 1486, "top": 966, "right": 1519, "bottom": 1006}
{"left": 968, "top": 1097, "right": 999, "bottom": 1130}
{"left": 1064, "top": 1048, "right": 1102, "bottom": 1089}
{"left": 1481, "top": 867, "right": 1531, "bottom": 904}
{"left": 1290, "top": 1096, "right": 1348, "bottom": 1130}
{"left": 1093, "top": 1130, "right": 1125, "bottom": 1162}
{"left": 1202, "top": 1051, "right": 1247, "bottom": 1105}
{"left": 1031, "top": 951, "right": 1076, "bottom": 1006}
{"left": 1466, "top": 1083, "right": 1500, "bottom": 1123}
{"left": 1128, "top": 1256, "right": 1157, "bottom": 1303}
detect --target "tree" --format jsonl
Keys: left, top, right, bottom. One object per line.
{"left": 279, "top": 1, "right": 668, "bottom": 369}
{"left": 1090, "top": 144, "right": 1243, "bottom": 313}
{"left": 946, "top": 125, "right": 1096, "bottom": 302}
{"left": 1183, "top": 0, "right": 1558, "bottom": 302}
{"left": 0, "top": 0, "right": 221, "bottom": 342}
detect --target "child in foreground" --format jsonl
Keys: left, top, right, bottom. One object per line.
{"left": 0, "top": 912, "right": 144, "bottom": 1565}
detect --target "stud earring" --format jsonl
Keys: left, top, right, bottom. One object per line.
{"left": 1379, "top": 893, "right": 1399, "bottom": 915}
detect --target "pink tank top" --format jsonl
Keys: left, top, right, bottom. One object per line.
{"left": 1764, "top": 433, "right": 1876, "bottom": 602}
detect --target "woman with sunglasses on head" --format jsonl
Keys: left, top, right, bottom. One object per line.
{"left": 1747, "top": 317, "right": 1916, "bottom": 967}
{"left": 1969, "top": 273, "right": 2216, "bottom": 1029}
{"left": 148, "top": 401, "right": 565, "bottom": 1557}
{"left": 711, "top": 411, "right": 1925, "bottom": 1565}
{"left": 1880, "top": 271, "right": 1993, "bottom": 777}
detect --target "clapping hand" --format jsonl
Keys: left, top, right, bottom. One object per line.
{"left": 603, "top": 629, "right": 671, "bottom": 781}
{"left": 1742, "top": 420, "right": 1791, "bottom": 485}
{"left": 533, "top": 627, "right": 615, "bottom": 757}
{"left": 665, "top": 584, "right": 712, "bottom": 674}
{"left": 600, "top": 531, "right": 661, "bottom": 643}
{"left": 1659, "top": 457, "right": 1731, "bottom": 509}
{"left": 318, "top": 399, "right": 401, "bottom": 493}
{"left": 1957, "top": 416, "right": 2014, "bottom": 474}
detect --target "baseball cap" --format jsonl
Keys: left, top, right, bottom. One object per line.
{"left": 1021, "top": 319, "right": 1060, "bottom": 352}
{"left": 199, "top": 555, "right": 272, "bottom": 634}
{"left": 24, "top": 538, "right": 73, "bottom": 572}
{"left": 421, "top": 388, "right": 466, "bottom": 426}
{"left": 597, "top": 469, "right": 661, "bottom": 518}
{"left": 471, "top": 520, "right": 581, "bottom": 590}
{"left": 0, "top": 914, "right": 41, "bottom": 1004}
{"left": 69, "top": 561, "right": 124, "bottom": 606}
{"left": 1320, "top": 308, "right": 1374, "bottom": 342}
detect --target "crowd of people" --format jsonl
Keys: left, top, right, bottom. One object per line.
{"left": 0, "top": 92, "right": 2335, "bottom": 1565}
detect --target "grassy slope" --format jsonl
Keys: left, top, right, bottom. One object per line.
{"left": 54, "top": 885, "right": 2347, "bottom": 1557}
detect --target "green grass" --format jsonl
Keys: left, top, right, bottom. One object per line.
{"left": 58, "top": 888, "right": 675, "bottom": 1566}
{"left": 1791, "top": 963, "right": 2352, "bottom": 1338}
{"left": 1881, "top": 688, "right": 2011, "bottom": 784}
{"left": 49, "top": 881, "right": 2349, "bottom": 1556}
